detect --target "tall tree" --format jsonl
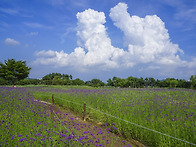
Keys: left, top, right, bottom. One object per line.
{"left": 170, "top": 80, "right": 178, "bottom": 88}
{"left": 190, "top": 75, "right": 196, "bottom": 89}
{"left": 107, "top": 78, "right": 113, "bottom": 86}
{"left": 52, "top": 76, "right": 63, "bottom": 85}
{"left": 90, "top": 79, "right": 105, "bottom": 87}
{"left": 42, "top": 75, "right": 52, "bottom": 85}
{"left": 127, "top": 76, "right": 137, "bottom": 88}
{"left": 0, "top": 59, "right": 31, "bottom": 85}
{"left": 138, "top": 77, "right": 145, "bottom": 88}
{"left": 72, "top": 78, "right": 85, "bottom": 85}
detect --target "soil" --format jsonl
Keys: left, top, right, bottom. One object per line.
{"left": 36, "top": 99, "right": 147, "bottom": 147}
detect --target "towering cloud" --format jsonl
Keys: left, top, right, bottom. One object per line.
{"left": 34, "top": 2, "right": 193, "bottom": 76}
{"left": 34, "top": 8, "right": 125, "bottom": 68}
{"left": 76, "top": 8, "right": 125, "bottom": 67}
{"left": 109, "top": 2, "right": 184, "bottom": 65}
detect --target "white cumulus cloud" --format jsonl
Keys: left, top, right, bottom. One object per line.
{"left": 33, "top": 2, "right": 196, "bottom": 77}
{"left": 34, "top": 8, "right": 125, "bottom": 69}
{"left": 76, "top": 8, "right": 125, "bottom": 67}
{"left": 5, "top": 38, "right": 20, "bottom": 46}
{"left": 109, "top": 2, "right": 184, "bottom": 65}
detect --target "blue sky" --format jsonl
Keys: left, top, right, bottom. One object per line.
{"left": 0, "top": 0, "right": 196, "bottom": 81}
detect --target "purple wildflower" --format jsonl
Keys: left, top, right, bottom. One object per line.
{"left": 19, "top": 138, "right": 24, "bottom": 142}
{"left": 30, "top": 137, "right": 35, "bottom": 141}
{"left": 36, "top": 133, "right": 41, "bottom": 137}
{"left": 61, "top": 134, "right": 66, "bottom": 137}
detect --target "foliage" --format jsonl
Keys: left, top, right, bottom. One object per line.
{"left": 7, "top": 72, "right": 193, "bottom": 89}
{"left": 0, "top": 78, "right": 8, "bottom": 85}
{"left": 86, "top": 79, "right": 105, "bottom": 87}
{"left": 30, "top": 87, "right": 196, "bottom": 147}
{"left": 52, "top": 76, "right": 63, "bottom": 85}
{"left": 15, "top": 78, "right": 40, "bottom": 85}
{"left": 42, "top": 73, "right": 72, "bottom": 85}
{"left": 0, "top": 59, "right": 31, "bottom": 84}
{"left": 170, "top": 80, "right": 178, "bottom": 88}
{"left": 190, "top": 75, "right": 196, "bottom": 89}
{"left": 72, "top": 78, "right": 85, "bottom": 85}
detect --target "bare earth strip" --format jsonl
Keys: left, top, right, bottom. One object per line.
{"left": 34, "top": 99, "right": 146, "bottom": 147}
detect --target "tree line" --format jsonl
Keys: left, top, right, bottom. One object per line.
{"left": 1, "top": 72, "right": 195, "bottom": 89}
{"left": 0, "top": 59, "right": 196, "bottom": 89}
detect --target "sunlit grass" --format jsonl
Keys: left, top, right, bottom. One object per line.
{"left": 0, "top": 87, "right": 133, "bottom": 147}
{"left": 29, "top": 87, "right": 196, "bottom": 147}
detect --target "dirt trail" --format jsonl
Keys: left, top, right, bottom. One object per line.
{"left": 35, "top": 99, "right": 146, "bottom": 147}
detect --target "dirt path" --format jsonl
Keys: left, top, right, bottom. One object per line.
{"left": 35, "top": 99, "right": 146, "bottom": 147}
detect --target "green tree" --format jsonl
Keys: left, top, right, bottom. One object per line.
{"left": 127, "top": 76, "right": 138, "bottom": 88}
{"left": 190, "top": 75, "right": 196, "bottom": 89}
{"left": 16, "top": 78, "right": 30, "bottom": 85}
{"left": 159, "top": 78, "right": 171, "bottom": 87}
{"left": 170, "top": 80, "right": 178, "bottom": 88}
{"left": 62, "top": 74, "right": 73, "bottom": 85}
{"left": 52, "top": 76, "right": 63, "bottom": 85}
{"left": 149, "top": 77, "right": 156, "bottom": 87}
{"left": 138, "top": 77, "right": 145, "bottom": 88}
{"left": 42, "top": 75, "right": 51, "bottom": 85}
{"left": 0, "top": 59, "right": 31, "bottom": 85}
{"left": 29, "top": 79, "right": 41, "bottom": 85}
{"left": 62, "top": 74, "right": 69, "bottom": 80}
{"left": 72, "top": 78, "right": 85, "bottom": 85}
{"left": 107, "top": 77, "right": 129, "bottom": 88}
{"left": 90, "top": 79, "right": 105, "bottom": 87}
{"left": 42, "top": 73, "right": 73, "bottom": 85}
{"left": 112, "top": 77, "right": 122, "bottom": 87}
{"left": 107, "top": 78, "right": 113, "bottom": 86}
{"left": 144, "top": 77, "right": 156, "bottom": 87}
{"left": 0, "top": 78, "right": 8, "bottom": 85}
{"left": 119, "top": 78, "right": 128, "bottom": 88}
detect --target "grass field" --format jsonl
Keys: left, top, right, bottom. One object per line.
{"left": 0, "top": 86, "right": 134, "bottom": 147}
{"left": 1, "top": 86, "right": 196, "bottom": 146}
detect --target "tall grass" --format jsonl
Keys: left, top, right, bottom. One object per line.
{"left": 30, "top": 87, "right": 196, "bottom": 147}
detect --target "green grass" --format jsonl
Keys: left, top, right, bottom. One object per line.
{"left": 29, "top": 86, "right": 196, "bottom": 147}
{"left": 0, "top": 87, "right": 83, "bottom": 146}
{"left": 1, "top": 87, "right": 135, "bottom": 147}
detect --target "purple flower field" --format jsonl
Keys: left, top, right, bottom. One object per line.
{"left": 28, "top": 86, "right": 196, "bottom": 146}
{"left": 0, "top": 87, "right": 134, "bottom": 147}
